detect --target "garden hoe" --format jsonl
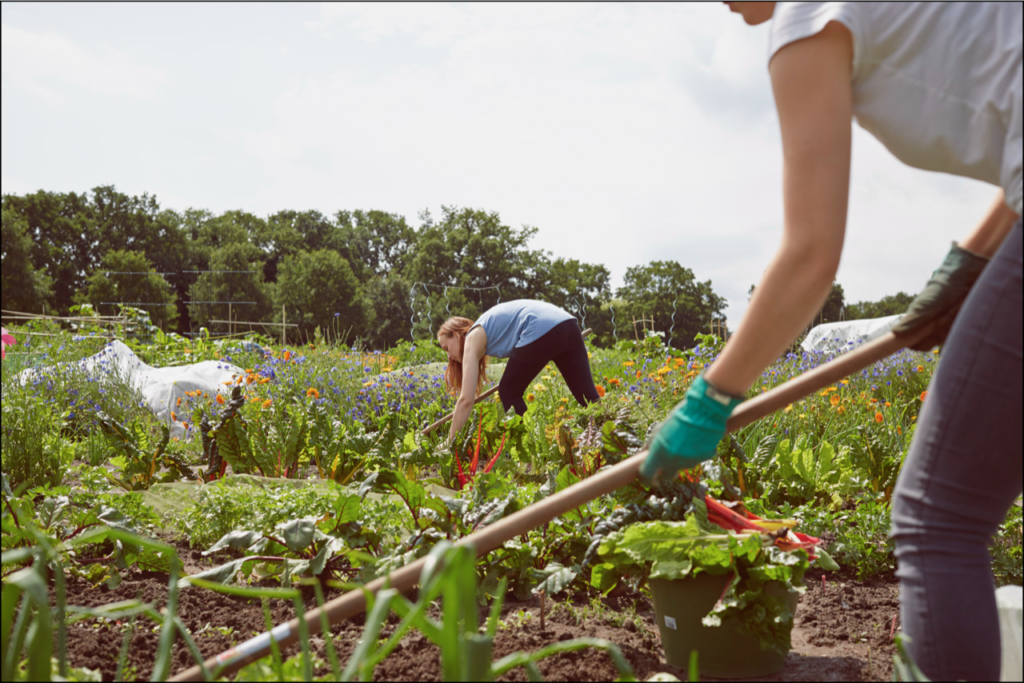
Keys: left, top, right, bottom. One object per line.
{"left": 420, "top": 328, "right": 594, "bottom": 436}
{"left": 172, "top": 324, "right": 933, "bottom": 682}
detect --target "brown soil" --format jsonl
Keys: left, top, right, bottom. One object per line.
{"left": 59, "top": 541, "right": 898, "bottom": 682}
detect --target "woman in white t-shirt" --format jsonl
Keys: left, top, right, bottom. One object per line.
{"left": 640, "top": 3, "right": 1021, "bottom": 679}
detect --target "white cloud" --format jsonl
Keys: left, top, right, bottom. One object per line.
{"left": 0, "top": 23, "right": 162, "bottom": 103}
{"left": 1, "top": 3, "right": 1004, "bottom": 331}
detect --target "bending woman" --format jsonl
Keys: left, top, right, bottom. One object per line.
{"left": 641, "top": 3, "right": 1021, "bottom": 680}
{"left": 438, "top": 299, "right": 600, "bottom": 442}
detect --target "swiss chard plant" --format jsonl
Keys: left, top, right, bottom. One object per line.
{"left": 96, "top": 412, "right": 196, "bottom": 490}
{"left": 593, "top": 500, "right": 812, "bottom": 655}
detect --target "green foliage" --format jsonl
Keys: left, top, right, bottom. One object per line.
{"left": 1, "top": 208, "right": 53, "bottom": 314}
{"left": 1, "top": 393, "right": 70, "bottom": 491}
{"left": 275, "top": 248, "right": 367, "bottom": 343}
{"left": 846, "top": 291, "right": 914, "bottom": 320}
{"left": 615, "top": 260, "right": 727, "bottom": 349}
{"left": 991, "top": 504, "right": 1023, "bottom": 587}
{"left": 80, "top": 250, "right": 177, "bottom": 330}
{"left": 596, "top": 510, "right": 809, "bottom": 655}
{"left": 96, "top": 412, "right": 196, "bottom": 490}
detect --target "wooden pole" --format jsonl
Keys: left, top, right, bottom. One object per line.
{"left": 421, "top": 328, "right": 592, "bottom": 436}
{"left": 171, "top": 324, "right": 933, "bottom": 682}
{"left": 281, "top": 305, "right": 286, "bottom": 347}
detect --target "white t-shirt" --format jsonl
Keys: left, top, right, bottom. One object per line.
{"left": 769, "top": 2, "right": 1023, "bottom": 214}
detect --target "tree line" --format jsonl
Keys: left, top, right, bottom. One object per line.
{"left": 1, "top": 186, "right": 909, "bottom": 350}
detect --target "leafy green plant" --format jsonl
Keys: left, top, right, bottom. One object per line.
{"left": 1, "top": 393, "right": 70, "bottom": 491}
{"left": 595, "top": 506, "right": 810, "bottom": 655}
{"left": 96, "top": 412, "right": 196, "bottom": 490}
{"left": 2, "top": 527, "right": 209, "bottom": 682}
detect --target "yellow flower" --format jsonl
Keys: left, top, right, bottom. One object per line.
{"left": 363, "top": 380, "right": 374, "bottom": 387}
{"left": 382, "top": 367, "right": 393, "bottom": 372}
{"left": 534, "top": 383, "right": 547, "bottom": 392}
{"left": 624, "top": 361, "right": 635, "bottom": 368}
{"left": 841, "top": 379, "right": 849, "bottom": 385}
{"left": 837, "top": 406, "right": 846, "bottom": 415}
{"left": 527, "top": 393, "right": 536, "bottom": 402}
{"left": 542, "top": 375, "right": 553, "bottom": 381}
{"left": 784, "top": 404, "right": 793, "bottom": 413}
{"left": 657, "top": 366, "right": 671, "bottom": 375}
{"left": 916, "top": 365, "right": 924, "bottom": 372}
{"left": 561, "top": 397, "right": 569, "bottom": 403}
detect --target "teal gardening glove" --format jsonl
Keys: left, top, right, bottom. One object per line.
{"left": 639, "top": 374, "right": 744, "bottom": 487}
{"left": 891, "top": 242, "right": 989, "bottom": 351}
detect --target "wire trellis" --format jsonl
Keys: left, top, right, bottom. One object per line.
{"left": 408, "top": 282, "right": 504, "bottom": 341}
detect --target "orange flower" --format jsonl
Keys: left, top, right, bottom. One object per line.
{"left": 608, "top": 378, "right": 621, "bottom": 387}
{"left": 870, "top": 398, "right": 878, "bottom": 404}
{"left": 385, "top": 383, "right": 392, "bottom": 388}
{"left": 636, "top": 371, "right": 642, "bottom": 379}
{"left": 885, "top": 401, "right": 891, "bottom": 407}
{"left": 916, "top": 365, "right": 924, "bottom": 372}
{"left": 176, "top": 397, "right": 182, "bottom": 407}
{"left": 837, "top": 406, "right": 846, "bottom": 415}
{"left": 262, "top": 399, "right": 273, "bottom": 409}
{"left": 527, "top": 393, "right": 536, "bottom": 402}
{"left": 283, "top": 350, "right": 291, "bottom": 361}
{"left": 170, "top": 411, "right": 177, "bottom": 421}
{"left": 920, "top": 391, "right": 928, "bottom": 401}
{"left": 306, "top": 388, "right": 320, "bottom": 399}
{"left": 216, "top": 394, "right": 225, "bottom": 405}
{"left": 830, "top": 394, "right": 841, "bottom": 407}
{"left": 875, "top": 412, "right": 884, "bottom": 423}
{"left": 595, "top": 384, "right": 606, "bottom": 398}
{"left": 897, "top": 426, "right": 903, "bottom": 435}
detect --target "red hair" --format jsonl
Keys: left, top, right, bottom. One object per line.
{"left": 439, "top": 316, "right": 488, "bottom": 396}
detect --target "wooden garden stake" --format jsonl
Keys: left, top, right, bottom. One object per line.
{"left": 540, "top": 591, "right": 546, "bottom": 631}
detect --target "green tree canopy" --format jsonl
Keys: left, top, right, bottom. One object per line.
{"left": 1, "top": 208, "right": 54, "bottom": 314}
{"left": 188, "top": 242, "right": 273, "bottom": 331}
{"left": 80, "top": 249, "right": 178, "bottom": 329}
{"left": 616, "top": 261, "right": 727, "bottom": 348}
{"left": 845, "top": 292, "right": 913, "bottom": 320}
{"left": 274, "top": 249, "right": 367, "bottom": 343}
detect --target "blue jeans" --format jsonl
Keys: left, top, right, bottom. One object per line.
{"left": 891, "top": 221, "right": 1023, "bottom": 681}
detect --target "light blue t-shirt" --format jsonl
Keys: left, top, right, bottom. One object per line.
{"left": 472, "top": 300, "right": 575, "bottom": 359}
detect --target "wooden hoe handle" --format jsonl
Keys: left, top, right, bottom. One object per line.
{"left": 172, "top": 326, "right": 927, "bottom": 681}
{"left": 420, "top": 328, "right": 594, "bottom": 436}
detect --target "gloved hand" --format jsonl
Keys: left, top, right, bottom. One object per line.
{"left": 891, "top": 242, "right": 989, "bottom": 351}
{"left": 639, "top": 374, "right": 743, "bottom": 487}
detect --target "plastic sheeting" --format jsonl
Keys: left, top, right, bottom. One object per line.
{"left": 998, "top": 585, "right": 1022, "bottom": 682}
{"left": 801, "top": 315, "right": 903, "bottom": 355}
{"left": 17, "top": 340, "right": 244, "bottom": 439}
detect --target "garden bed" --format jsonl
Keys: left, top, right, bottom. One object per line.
{"left": 60, "top": 540, "right": 897, "bottom": 681}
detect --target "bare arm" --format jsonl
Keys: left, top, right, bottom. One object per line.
{"left": 447, "top": 327, "right": 487, "bottom": 443}
{"left": 705, "top": 21, "right": 854, "bottom": 396}
{"left": 959, "top": 190, "right": 1019, "bottom": 257}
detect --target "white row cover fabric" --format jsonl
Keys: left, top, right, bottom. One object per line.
{"left": 17, "top": 340, "right": 244, "bottom": 439}
{"left": 800, "top": 315, "right": 903, "bottom": 355}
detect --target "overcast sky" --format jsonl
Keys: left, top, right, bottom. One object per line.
{"left": 1, "top": 2, "right": 998, "bottom": 328}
